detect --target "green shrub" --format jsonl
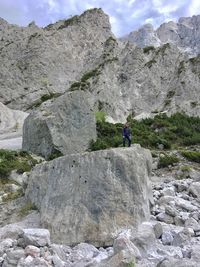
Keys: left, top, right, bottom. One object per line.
{"left": 180, "top": 165, "right": 191, "bottom": 172}
{"left": 143, "top": 46, "right": 155, "bottom": 53}
{"left": 0, "top": 149, "right": 38, "bottom": 179}
{"left": 81, "top": 69, "right": 100, "bottom": 82}
{"left": 158, "top": 155, "right": 179, "bottom": 168}
{"left": 191, "top": 101, "right": 198, "bottom": 108}
{"left": 145, "top": 59, "right": 157, "bottom": 68}
{"left": 2, "top": 188, "right": 24, "bottom": 202}
{"left": 40, "top": 92, "right": 61, "bottom": 102}
{"left": 58, "top": 16, "right": 79, "bottom": 30}
{"left": 89, "top": 139, "right": 110, "bottom": 151}
{"left": 181, "top": 150, "right": 200, "bottom": 163}
{"left": 95, "top": 112, "right": 106, "bottom": 123}
{"left": 33, "top": 92, "right": 61, "bottom": 107}
{"left": 105, "top": 36, "right": 116, "bottom": 46}
{"left": 47, "top": 149, "right": 64, "bottom": 161}
{"left": 167, "top": 90, "right": 175, "bottom": 98}
{"left": 19, "top": 202, "right": 38, "bottom": 217}
{"left": 127, "top": 261, "right": 135, "bottom": 267}
{"left": 178, "top": 61, "right": 185, "bottom": 75}
{"left": 90, "top": 113, "right": 200, "bottom": 151}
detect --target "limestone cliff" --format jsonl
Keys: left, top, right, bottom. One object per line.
{"left": 0, "top": 9, "right": 200, "bottom": 122}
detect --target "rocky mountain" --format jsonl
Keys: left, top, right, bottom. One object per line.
{"left": 122, "top": 15, "right": 200, "bottom": 56}
{"left": 0, "top": 9, "right": 200, "bottom": 123}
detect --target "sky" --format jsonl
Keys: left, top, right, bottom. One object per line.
{"left": 0, "top": 0, "right": 200, "bottom": 36}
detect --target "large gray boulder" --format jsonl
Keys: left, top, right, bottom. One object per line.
{"left": 22, "top": 91, "right": 96, "bottom": 158}
{"left": 25, "top": 145, "right": 153, "bottom": 246}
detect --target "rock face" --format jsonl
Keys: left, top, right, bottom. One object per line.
{"left": 0, "top": 9, "right": 200, "bottom": 122}
{"left": 122, "top": 23, "right": 161, "bottom": 48}
{"left": 22, "top": 91, "right": 96, "bottom": 158}
{"left": 25, "top": 145, "right": 153, "bottom": 246}
{"left": 123, "top": 15, "right": 200, "bottom": 56}
{"left": 0, "top": 8, "right": 113, "bottom": 110}
{"left": 0, "top": 102, "right": 28, "bottom": 149}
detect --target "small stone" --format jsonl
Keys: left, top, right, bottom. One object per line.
{"left": 194, "top": 229, "right": 200, "bottom": 237}
{"left": 161, "top": 187, "right": 175, "bottom": 197}
{"left": 161, "top": 231, "right": 173, "bottom": 245}
{"left": 3, "top": 248, "right": 25, "bottom": 266}
{"left": 156, "top": 212, "right": 174, "bottom": 224}
{"left": 165, "top": 205, "right": 177, "bottom": 217}
{"left": 25, "top": 245, "right": 40, "bottom": 258}
{"left": 177, "top": 183, "right": 188, "bottom": 193}
{"left": 180, "top": 212, "right": 190, "bottom": 222}
{"left": 174, "top": 216, "right": 184, "bottom": 226}
{"left": 185, "top": 218, "right": 200, "bottom": 231}
{"left": 189, "top": 211, "right": 199, "bottom": 221}
{"left": 172, "top": 230, "right": 190, "bottom": 247}
{"left": 22, "top": 229, "right": 50, "bottom": 247}
{"left": 52, "top": 255, "right": 67, "bottom": 267}
{"left": 113, "top": 235, "right": 141, "bottom": 259}
{"left": 153, "top": 222, "right": 163, "bottom": 239}
{"left": 158, "top": 196, "right": 175, "bottom": 205}
{"left": 175, "top": 198, "right": 198, "bottom": 212}
{"left": 182, "top": 246, "right": 192, "bottom": 258}
{"left": 189, "top": 182, "right": 200, "bottom": 200}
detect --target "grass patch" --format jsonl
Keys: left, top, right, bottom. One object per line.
{"left": 145, "top": 59, "right": 157, "bottom": 68}
{"left": 47, "top": 149, "right": 64, "bottom": 161}
{"left": 2, "top": 188, "right": 24, "bottom": 202}
{"left": 158, "top": 155, "right": 179, "bottom": 168}
{"left": 191, "top": 101, "right": 198, "bottom": 108}
{"left": 167, "top": 90, "right": 175, "bottom": 98}
{"left": 104, "top": 36, "right": 116, "bottom": 46}
{"left": 69, "top": 68, "right": 100, "bottom": 91}
{"left": 181, "top": 150, "right": 200, "bottom": 163}
{"left": 127, "top": 261, "right": 135, "bottom": 267}
{"left": 58, "top": 15, "right": 80, "bottom": 30}
{"left": 18, "top": 202, "right": 38, "bottom": 217}
{"left": 143, "top": 46, "right": 155, "bottom": 53}
{"left": 178, "top": 61, "right": 185, "bottom": 75}
{"left": 0, "top": 150, "right": 38, "bottom": 179}
{"left": 180, "top": 165, "right": 192, "bottom": 172}
{"left": 155, "top": 43, "right": 170, "bottom": 56}
{"left": 95, "top": 111, "right": 106, "bottom": 123}
{"left": 33, "top": 92, "right": 61, "bottom": 108}
{"left": 89, "top": 113, "right": 200, "bottom": 151}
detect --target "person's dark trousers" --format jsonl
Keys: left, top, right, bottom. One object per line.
{"left": 123, "top": 135, "right": 131, "bottom": 147}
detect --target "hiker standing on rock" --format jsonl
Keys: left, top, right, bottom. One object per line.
{"left": 122, "top": 123, "right": 131, "bottom": 147}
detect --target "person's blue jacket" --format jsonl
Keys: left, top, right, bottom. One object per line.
{"left": 123, "top": 127, "right": 131, "bottom": 137}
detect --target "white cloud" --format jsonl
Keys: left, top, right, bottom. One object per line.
{"left": 188, "top": 0, "right": 200, "bottom": 16}
{"left": 109, "top": 15, "right": 121, "bottom": 36}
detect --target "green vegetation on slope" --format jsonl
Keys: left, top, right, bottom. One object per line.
{"left": 158, "top": 155, "right": 179, "bottom": 168}
{"left": 0, "top": 150, "right": 38, "bottom": 179}
{"left": 90, "top": 113, "right": 200, "bottom": 151}
{"left": 181, "top": 150, "right": 200, "bottom": 163}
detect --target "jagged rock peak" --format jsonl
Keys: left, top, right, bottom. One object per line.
{"left": 122, "top": 14, "right": 200, "bottom": 55}
{"left": 44, "top": 8, "right": 111, "bottom": 31}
